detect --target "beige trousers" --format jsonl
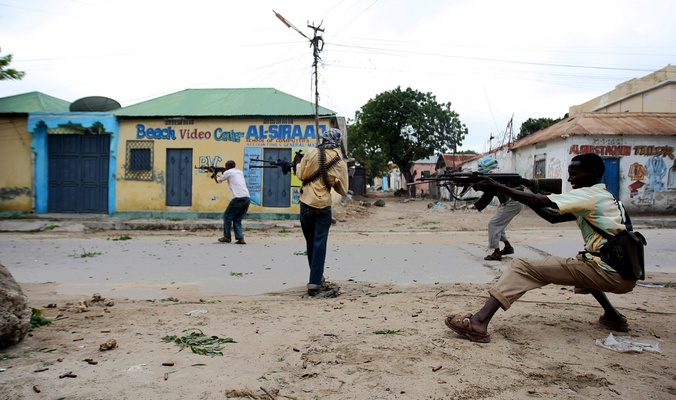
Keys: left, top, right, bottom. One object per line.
{"left": 488, "top": 255, "right": 637, "bottom": 310}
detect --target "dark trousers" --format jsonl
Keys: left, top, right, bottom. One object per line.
{"left": 300, "top": 202, "right": 332, "bottom": 286}
{"left": 223, "top": 197, "right": 250, "bottom": 240}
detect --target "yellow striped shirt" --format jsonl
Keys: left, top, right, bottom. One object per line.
{"left": 548, "top": 183, "right": 627, "bottom": 271}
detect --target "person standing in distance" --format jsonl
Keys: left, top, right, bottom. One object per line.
{"left": 478, "top": 156, "right": 524, "bottom": 261}
{"left": 214, "top": 160, "right": 250, "bottom": 245}
{"left": 295, "top": 128, "right": 349, "bottom": 296}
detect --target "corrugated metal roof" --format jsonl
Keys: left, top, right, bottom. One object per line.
{"left": 512, "top": 112, "right": 676, "bottom": 149}
{"left": 0, "top": 91, "right": 70, "bottom": 113}
{"left": 441, "top": 154, "right": 476, "bottom": 168}
{"left": 114, "top": 88, "right": 336, "bottom": 118}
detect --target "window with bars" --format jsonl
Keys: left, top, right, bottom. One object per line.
{"left": 533, "top": 154, "right": 546, "bottom": 179}
{"left": 125, "top": 141, "right": 153, "bottom": 180}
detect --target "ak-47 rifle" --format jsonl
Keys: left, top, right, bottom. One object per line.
{"left": 249, "top": 150, "right": 305, "bottom": 175}
{"left": 198, "top": 165, "right": 227, "bottom": 179}
{"left": 409, "top": 170, "right": 562, "bottom": 212}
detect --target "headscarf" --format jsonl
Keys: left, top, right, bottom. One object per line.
{"left": 477, "top": 156, "right": 499, "bottom": 174}
{"left": 318, "top": 128, "right": 342, "bottom": 149}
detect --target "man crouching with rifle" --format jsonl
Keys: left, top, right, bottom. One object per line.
{"left": 444, "top": 153, "right": 638, "bottom": 343}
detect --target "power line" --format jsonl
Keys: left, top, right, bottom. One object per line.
{"left": 273, "top": 10, "right": 326, "bottom": 145}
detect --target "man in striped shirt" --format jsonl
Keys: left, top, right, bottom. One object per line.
{"left": 445, "top": 153, "right": 637, "bottom": 343}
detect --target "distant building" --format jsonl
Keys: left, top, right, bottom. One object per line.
{"left": 461, "top": 65, "right": 676, "bottom": 214}
{"left": 0, "top": 88, "right": 348, "bottom": 218}
{"left": 0, "top": 92, "right": 71, "bottom": 212}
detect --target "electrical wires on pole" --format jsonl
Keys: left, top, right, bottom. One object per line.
{"left": 273, "top": 10, "right": 325, "bottom": 145}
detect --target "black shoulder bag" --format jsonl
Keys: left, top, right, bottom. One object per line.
{"left": 583, "top": 209, "right": 647, "bottom": 281}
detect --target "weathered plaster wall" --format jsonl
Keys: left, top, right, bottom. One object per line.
{"left": 116, "top": 118, "right": 330, "bottom": 214}
{"left": 0, "top": 117, "right": 33, "bottom": 211}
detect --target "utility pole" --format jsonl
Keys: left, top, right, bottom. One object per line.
{"left": 273, "top": 10, "right": 325, "bottom": 145}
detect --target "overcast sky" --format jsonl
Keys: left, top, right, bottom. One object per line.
{"left": 1, "top": 0, "right": 674, "bottom": 152}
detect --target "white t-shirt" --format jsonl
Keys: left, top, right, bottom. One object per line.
{"left": 216, "top": 168, "right": 250, "bottom": 198}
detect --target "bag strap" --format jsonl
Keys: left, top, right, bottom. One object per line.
{"left": 582, "top": 217, "right": 613, "bottom": 239}
{"left": 605, "top": 189, "right": 634, "bottom": 232}
{"left": 582, "top": 187, "right": 634, "bottom": 237}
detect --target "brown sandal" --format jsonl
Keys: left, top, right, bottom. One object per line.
{"left": 445, "top": 314, "right": 491, "bottom": 343}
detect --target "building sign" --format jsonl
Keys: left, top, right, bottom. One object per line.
{"left": 569, "top": 144, "right": 674, "bottom": 159}
{"left": 134, "top": 122, "right": 326, "bottom": 146}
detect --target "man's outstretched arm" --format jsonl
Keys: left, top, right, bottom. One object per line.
{"left": 473, "top": 178, "right": 575, "bottom": 223}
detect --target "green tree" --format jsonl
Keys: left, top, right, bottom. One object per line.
{"left": 0, "top": 48, "right": 26, "bottom": 81}
{"left": 349, "top": 86, "right": 468, "bottom": 196}
{"left": 517, "top": 115, "right": 567, "bottom": 140}
{"left": 346, "top": 120, "right": 389, "bottom": 184}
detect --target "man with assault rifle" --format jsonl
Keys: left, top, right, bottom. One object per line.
{"left": 443, "top": 153, "right": 639, "bottom": 343}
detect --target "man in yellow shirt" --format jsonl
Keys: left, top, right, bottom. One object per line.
{"left": 295, "top": 128, "right": 349, "bottom": 297}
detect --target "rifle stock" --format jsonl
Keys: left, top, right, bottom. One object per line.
{"left": 410, "top": 171, "right": 562, "bottom": 212}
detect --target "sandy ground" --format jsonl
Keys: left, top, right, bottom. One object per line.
{"left": 1, "top": 192, "right": 675, "bottom": 400}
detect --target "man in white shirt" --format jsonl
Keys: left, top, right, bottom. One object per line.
{"left": 214, "top": 160, "right": 250, "bottom": 244}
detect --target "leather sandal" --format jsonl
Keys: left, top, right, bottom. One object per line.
{"left": 445, "top": 314, "right": 491, "bottom": 343}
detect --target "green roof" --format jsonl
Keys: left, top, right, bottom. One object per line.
{"left": 114, "top": 88, "right": 336, "bottom": 118}
{"left": 0, "top": 91, "right": 71, "bottom": 113}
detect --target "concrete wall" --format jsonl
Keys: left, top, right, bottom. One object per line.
{"left": 504, "top": 137, "right": 675, "bottom": 214}
{"left": 0, "top": 116, "right": 32, "bottom": 211}
{"left": 116, "top": 118, "right": 330, "bottom": 215}
{"left": 460, "top": 134, "right": 676, "bottom": 214}
{"left": 570, "top": 65, "right": 676, "bottom": 115}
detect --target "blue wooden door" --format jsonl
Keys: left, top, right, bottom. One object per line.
{"left": 166, "top": 149, "right": 193, "bottom": 206}
{"left": 262, "top": 148, "right": 291, "bottom": 207}
{"left": 602, "top": 158, "right": 620, "bottom": 198}
{"left": 48, "top": 134, "right": 109, "bottom": 213}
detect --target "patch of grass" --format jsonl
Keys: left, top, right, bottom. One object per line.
{"left": 28, "top": 224, "right": 58, "bottom": 233}
{"left": 293, "top": 250, "right": 307, "bottom": 256}
{"left": 110, "top": 235, "right": 132, "bottom": 241}
{"left": 71, "top": 249, "right": 103, "bottom": 258}
{"left": 162, "top": 329, "right": 236, "bottom": 357}
{"left": 420, "top": 221, "right": 440, "bottom": 226}
{"left": 374, "top": 329, "right": 405, "bottom": 335}
{"left": 30, "top": 308, "right": 52, "bottom": 330}
{"left": 278, "top": 227, "right": 291, "bottom": 234}
{"left": 229, "top": 271, "right": 243, "bottom": 277}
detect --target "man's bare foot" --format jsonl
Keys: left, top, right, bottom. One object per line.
{"left": 599, "top": 313, "right": 629, "bottom": 332}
